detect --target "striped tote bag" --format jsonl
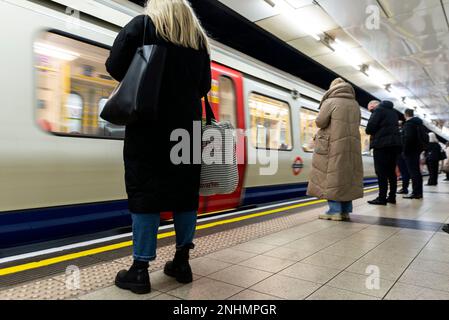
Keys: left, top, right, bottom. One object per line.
{"left": 199, "top": 96, "right": 239, "bottom": 196}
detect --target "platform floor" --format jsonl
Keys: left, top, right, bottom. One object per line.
{"left": 1, "top": 176, "right": 449, "bottom": 300}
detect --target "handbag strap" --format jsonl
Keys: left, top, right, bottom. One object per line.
{"left": 204, "top": 94, "right": 216, "bottom": 125}
{"left": 142, "top": 15, "right": 148, "bottom": 47}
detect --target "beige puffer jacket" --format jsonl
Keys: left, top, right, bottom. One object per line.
{"left": 307, "top": 81, "right": 364, "bottom": 202}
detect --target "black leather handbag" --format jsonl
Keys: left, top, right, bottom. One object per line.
{"left": 101, "top": 16, "right": 167, "bottom": 126}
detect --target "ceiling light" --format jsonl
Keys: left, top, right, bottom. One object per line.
{"left": 34, "top": 42, "right": 80, "bottom": 61}
{"left": 363, "top": 66, "right": 391, "bottom": 88}
{"left": 272, "top": 0, "right": 322, "bottom": 40}
{"left": 330, "top": 39, "right": 362, "bottom": 70}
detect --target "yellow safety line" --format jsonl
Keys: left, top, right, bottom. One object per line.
{"left": 0, "top": 188, "right": 378, "bottom": 276}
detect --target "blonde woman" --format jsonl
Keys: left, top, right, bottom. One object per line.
{"left": 307, "top": 78, "right": 364, "bottom": 221}
{"left": 106, "top": 0, "right": 211, "bottom": 294}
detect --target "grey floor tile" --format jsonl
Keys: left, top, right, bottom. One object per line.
{"left": 228, "top": 289, "right": 283, "bottom": 300}
{"left": 263, "top": 247, "right": 316, "bottom": 262}
{"left": 279, "top": 262, "right": 341, "bottom": 284}
{"left": 253, "top": 234, "right": 298, "bottom": 246}
{"left": 206, "top": 249, "right": 257, "bottom": 264}
{"left": 239, "top": 255, "right": 295, "bottom": 273}
{"left": 151, "top": 293, "right": 181, "bottom": 300}
{"left": 346, "top": 261, "right": 407, "bottom": 281}
{"left": 418, "top": 248, "right": 449, "bottom": 263}
{"left": 320, "top": 244, "right": 372, "bottom": 259}
{"left": 409, "top": 258, "right": 449, "bottom": 277}
{"left": 327, "top": 271, "right": 395, "bottom": 298}
{"left": 306, "top": 285, "right": 379, "bottom": 300}
{"left": 360, "top": 251, "right": 415, "bottom": 267}
{"left": 190, "top": 257, "right": 232, "bottom": 277}
{"left": 150, "top": 270, "right": 199, "bottom": 293}
{"left": 399, "top": 269, "right": 449, "bottom": 292}
{"left": 385, "top": 283, "right": 449, "bottom": 300}
{"left": 167, "top": 277, "right": 242, "bottom": 300}
{"left": 208, "top": 265, "right": 272, "bottom": 288}
{"left": 232, "top": 241, "right": 278, "bottom": 254}
{"left": 302, "top": 253, "right": 357, "bottom": 270}
{"left": 284, "top": 238, "right": 334, "bottom": 252}
{"left": 79, "top": 286, "right": 161, "bottom": 300}
{"left": 250, "top": 274, "right": 320, "bottom": 300}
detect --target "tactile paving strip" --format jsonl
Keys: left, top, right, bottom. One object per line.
{"left": 0, "top": 208, "right": 321, "bottom": 300}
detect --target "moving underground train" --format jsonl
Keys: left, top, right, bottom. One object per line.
{"left": 0, "top": 0, "right": 377, "bottom": 249}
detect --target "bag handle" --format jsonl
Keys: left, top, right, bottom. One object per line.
{"left": 142, "top": 15, "right": 148, "bottom": 47}
{"left": 203, "top": 94, "right": 216, "bottom": 125}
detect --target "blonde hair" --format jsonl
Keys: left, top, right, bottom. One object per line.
{"left": 145, "top": 0, "right": 210, "bottom": 53}
{"left": 330, "top": 78, "right": 345, "bottom": 88}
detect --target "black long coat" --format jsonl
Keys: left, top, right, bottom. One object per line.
{"left": 106, "top": 15, "right": 212, "bottom": 214}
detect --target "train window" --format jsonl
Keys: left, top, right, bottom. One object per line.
{"left": 65, "top": 93, "right": 83, "bottom": 134}
{"left": 300, "top": 108, "right": 319, "bottom": 153}
{"left": 249, "top": 93, "right": 292, "bottom": 151}
{"left": 218, "top": 76, "right": 237, "bottom": 127}
{"left": 360, "top": 126, "right": 372, "bottom": 156}
{"left": 34, "top": 32, "right": 122, "bottom": 139}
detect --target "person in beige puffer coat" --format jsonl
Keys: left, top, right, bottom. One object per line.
{"left": 307, "top": 78, "right": 364, "bottom": 221}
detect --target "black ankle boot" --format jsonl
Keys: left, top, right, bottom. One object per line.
{"left": 164, "top": 246, "right": 193, "bottom": 284}
{"left": 115, "top": 260, "right": 151, "bottom": 294}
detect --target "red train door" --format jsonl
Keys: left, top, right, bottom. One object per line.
{"left": 198, "top": 62, "right": 246, "bottom": 214}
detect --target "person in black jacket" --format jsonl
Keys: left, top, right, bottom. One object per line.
{"left": 426, "top": 133, "right": 442, "bottom": 186}
{"left": 105, "top": 0, "right": 212, "bottom": 294}
{"left": 402, "top": 109, "right": 426, "bottom": 199}
{"left": 397, "top": 121, "right": 410, "bottom": 194}
{"left": 366, "top": 100, "right": 402, "bottom": 205}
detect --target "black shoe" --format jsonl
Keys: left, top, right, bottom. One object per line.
{"left": 403, "top": 194, "right": 423, "bottom": 199}
{"left": 164, "top": 246, "right": 194, "bottom": 284}
{"left": 443, "top": 225, "right": 449, "bottom": 234}
{"left": 368, "top": 198, "right": 387, "bottom": 206}
{"left": 387, "top": 198, "right": 396, "bottom": 205}
{"left": 115, "top": 261, "right": 151, "bottom": 294}
{"left": 397, "top": 189, "right": 408, "bottom": 195}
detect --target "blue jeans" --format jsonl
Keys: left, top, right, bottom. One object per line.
{"left": 132, "top": 211, "right": 197, "bottom": 262}
{"left": 327, "top": 201, "right": 353, "bottom": 215}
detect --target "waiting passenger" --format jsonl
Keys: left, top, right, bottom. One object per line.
{"left": 402, "top": 109, "right": 427, "bottom": 199}
{"left": 425, "top": 133, "right": 443, "bottom": 186}
{"left": 444, "top": 143, "right": 449, "bottom": 181}
{"left": 307, "top": 78, "right": 364, "bottom": 221}
{"left": 397, "top": 120, "right": 410, "bottom": 194}
{"left": 105, "top": 0, "right": 212, "bottom": 294}
{"left": 366, "top": 101, "right": 402, "bottom": 206}
{"left": 368, "top": 100, "right": 380, "bottom": 113}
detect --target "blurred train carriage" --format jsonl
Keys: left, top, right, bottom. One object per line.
{"left": 0, "top": 0, "right": 376, "bottom": 248}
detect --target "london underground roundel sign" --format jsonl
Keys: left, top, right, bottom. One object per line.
{"left": 292, "top": 157, "right": 304, "bottom": 176}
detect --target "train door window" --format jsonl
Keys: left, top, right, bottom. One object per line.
{"left": 34, "top": 31, "right": 120, "bottom": 139}
{"left": 249, "top": 93, "right": 292, "bottom": 151}
{"left": 360, "top": 126, "right": 372, "bottom": 156}
{"left": 65, "top": 93, "right": 83, "bottom": 134}
{"left": 218, "top": 76, "right": 237, "bottom": 127}
{"left": 300, "top": 108, "right": 319, "bottom": 153}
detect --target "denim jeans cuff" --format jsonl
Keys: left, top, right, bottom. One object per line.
{"left": 176, "top": 243, "right": 195, "bottom": 250}
{"left": 133, "top": 254, "right": 156, "bottom": 262}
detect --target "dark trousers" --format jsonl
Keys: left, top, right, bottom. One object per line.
{"left": 427, "top": 160, "right": 440, "bottom": 185}
{"left": 397, "top": 154, "right": 410, "bottom": 191}
{"left": 404, "top": 152, "right": 423, "bottom": 196}
{"left": 373, "top": 147, "right": 399, "bottom": 201}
